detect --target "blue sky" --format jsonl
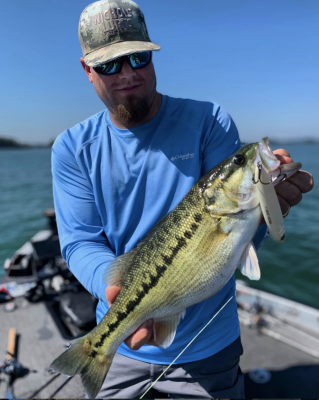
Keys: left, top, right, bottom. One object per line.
{"left": 0, "top": 0, "right": 318, "bottom": 144}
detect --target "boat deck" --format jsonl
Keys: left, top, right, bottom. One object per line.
{"left": 0, "top": 297, "right": 84, "bottom": 399}
{"left": 0, "top": 297, "right": 318, "bottom": 399}
{"left": 240, "top": 324, "right": 319, "bottom": 398}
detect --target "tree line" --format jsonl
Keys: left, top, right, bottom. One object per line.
{"left": 0, "top": 137, "right": 53, "bottom": 148}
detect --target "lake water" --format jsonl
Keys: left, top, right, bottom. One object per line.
{"left": 0, "top": 144, "right": 318, "bottom": 308}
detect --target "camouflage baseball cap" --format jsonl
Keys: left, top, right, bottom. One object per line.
{"left": 79, "top": 0, "right": 161, "bottom": 67}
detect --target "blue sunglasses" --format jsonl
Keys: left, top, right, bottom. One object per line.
{"left": 93, "top": 51, "right": 152, "bottom": 75}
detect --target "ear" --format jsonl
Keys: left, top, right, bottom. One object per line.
{"left": 80, "top": 57, "right": 93, "bottom": 83}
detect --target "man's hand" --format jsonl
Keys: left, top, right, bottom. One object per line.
{"left": 273, "top": 149, "right": 314, "bottom": 216}
{"left": 106, "top": 286, "right": 158, "bottom": 350}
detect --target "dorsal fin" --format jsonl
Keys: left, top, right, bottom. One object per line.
{"left": 103, "top": 248, "right": 139, "bottom": 287}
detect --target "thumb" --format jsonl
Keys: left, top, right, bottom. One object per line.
{"left": 106, "top": 286, "right": 121, "bottom": 307}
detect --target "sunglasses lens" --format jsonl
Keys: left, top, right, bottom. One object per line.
{"left": 93, "top": 51, "right": 151, "bottom": 75}
{"left": 129, "top": 52, "right": 151, "bottom": 69}
{"left": 93, "top": 59, "right": 121, "bottom": 75}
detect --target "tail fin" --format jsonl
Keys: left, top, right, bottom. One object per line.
{"left": 50, "top": 338, "right": 113, "bottom": 398}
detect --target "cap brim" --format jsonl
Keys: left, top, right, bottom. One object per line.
{"left": 84, "top": 41, "right": 161, "bottom": 67}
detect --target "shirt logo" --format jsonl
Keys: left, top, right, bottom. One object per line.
{"left": 170, "top": 153, "right": 194, "bottom": 162}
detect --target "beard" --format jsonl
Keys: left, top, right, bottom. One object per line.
{"left": 113, "top": 96, "right": 151, "bottom": 125}
{"left": 112, "top": 73, "right": 157, "bottom": 126}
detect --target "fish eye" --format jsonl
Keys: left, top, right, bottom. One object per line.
{"left": 233, "top": 154, "right": 246, "bottom": 166}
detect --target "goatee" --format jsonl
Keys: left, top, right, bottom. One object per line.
{"left": 113, "top": 96, "right": 151, "bottom": 125}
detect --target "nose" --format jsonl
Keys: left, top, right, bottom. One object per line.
{"left": 119, "top": 59, "right": 137, "bottom": 79}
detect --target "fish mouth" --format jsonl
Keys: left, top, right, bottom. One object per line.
{"left": 257, "top": 137, "right": 302, "bottom": 185}
{"left": 258, "top": 137, "right": 281, "bottom": 173}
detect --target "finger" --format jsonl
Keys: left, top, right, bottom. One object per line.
{"left": 285, "top": 170, "right": 314, "bottom": 194}
{"left": 275, "top": 181, "right": 302, "bottom": 207}
{"left": 277, "top": 194, "right": 291, "bottom": 216}
{"left": 274, "top": 154, "right": 293, "bottom": 165}
{"left": 106, "top": 286, "right": 121, "bottom": 307}
{"left": 125, "top": 320, "right": 154, "bottom": 350}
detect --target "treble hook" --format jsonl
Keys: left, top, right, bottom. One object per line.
{"left": 272, "top": 168, "right": 288, "bottom": 185}
{"left": 252, "top": 162, "right": 272, "bottom": 185}
{"left": 252, "top": 163, "right": 288, "bottom": 185}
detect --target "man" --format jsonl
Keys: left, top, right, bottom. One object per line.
{"left": 52, "top": 0, "right": 313, "bottom": 398}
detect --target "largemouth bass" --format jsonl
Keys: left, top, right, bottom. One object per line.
{"left": 51, "top": 138, "right": 301, "bottom": 398}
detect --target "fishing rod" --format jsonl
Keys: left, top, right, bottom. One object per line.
{"left": 25, "top": 372, "right": 74, "bottom": 399}
{"left": 48, "top": 376, "right": 74, "bottom": 399}
{"left": 0, "top": 328, "right": 22, "bottom": 400}
{"left": 0, "top": 328, "right": 73, "bottom": 400}
{"left": 25, "top": 368, "right": 75, "bottom": 399}
{"left": 25, "top": 373, "right": 61, "bottom": 399}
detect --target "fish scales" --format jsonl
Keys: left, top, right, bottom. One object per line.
{"left": 86, "top": 189, "right": 198, "bottom": 349}
{"left": 91, "top": 180, "right": 236, "bottom": 353}
{"left": 51, "top": 138, "right": 302, "bottom": 399}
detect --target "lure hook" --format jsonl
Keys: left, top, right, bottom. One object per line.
{"left": 252, "top": 163, "right": 288, "bottom": 185}
{"left": 252, "top": 162, "right": 271, "bottom": 185}
{"left": 272, "top": 168, "right": 288, "bottom": 185}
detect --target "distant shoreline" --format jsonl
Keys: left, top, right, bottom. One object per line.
{"left": 0, "top": 136, "right": 318, "bottom": 149}
{"left": 0, "top": 137, "right": 52, "bottom": 149}
{"left": 0, "top": 146, "right": 50, "bottom": 150}
{"left": 269, "top": 139, "right": 319, "bottom": 145}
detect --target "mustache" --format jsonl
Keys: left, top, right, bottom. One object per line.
{"left": 111, "top": 78, "right": 144, "bottom": 90}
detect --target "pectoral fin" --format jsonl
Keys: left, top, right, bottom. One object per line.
{"left": 238, "top": 241, "right": 260, "bottom": 280}
{"left": 153, "top": 311, "right": 186, "bottom": 349}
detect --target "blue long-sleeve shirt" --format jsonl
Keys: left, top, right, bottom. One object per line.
{"left": 52, "top": 95, "right": 266, "bottom": 364}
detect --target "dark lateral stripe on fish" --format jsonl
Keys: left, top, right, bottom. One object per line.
{"left": 94, "top": 315, "right": 125, "bottom": 348}
{"left": 162, "top": 255, "right": 173, "bottom": 265}
{"left": 162, "top": 236, "right": 188, "bottom": 266}
{"left": 90, "top": 350, "right": 97, "bottom": 358}
{"left": 190, "top": 223, "right": 199, "bottom": 232}
{"left": 93, "top": 236, "right": 191, "bottom": 349}
{"left": 194, "top": 213, "right": 203, "bottom": 223}
{"left": 93, "top": 267, "right": 168, "bottom": 348}
{"left": 94, "top": 213, "right": 201, "bottom": 349}
{"left": 156, "top": 265, "right": 167, "bottom": 277}
{"left": 95, "top": 333, "right": 108, "bottom": 348}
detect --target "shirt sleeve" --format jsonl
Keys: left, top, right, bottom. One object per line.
{"left": 51, "top": 133, "right": 114, "bottom": 303}
{"left": 201, "top": 104, "right": 268, "bottom": 249}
